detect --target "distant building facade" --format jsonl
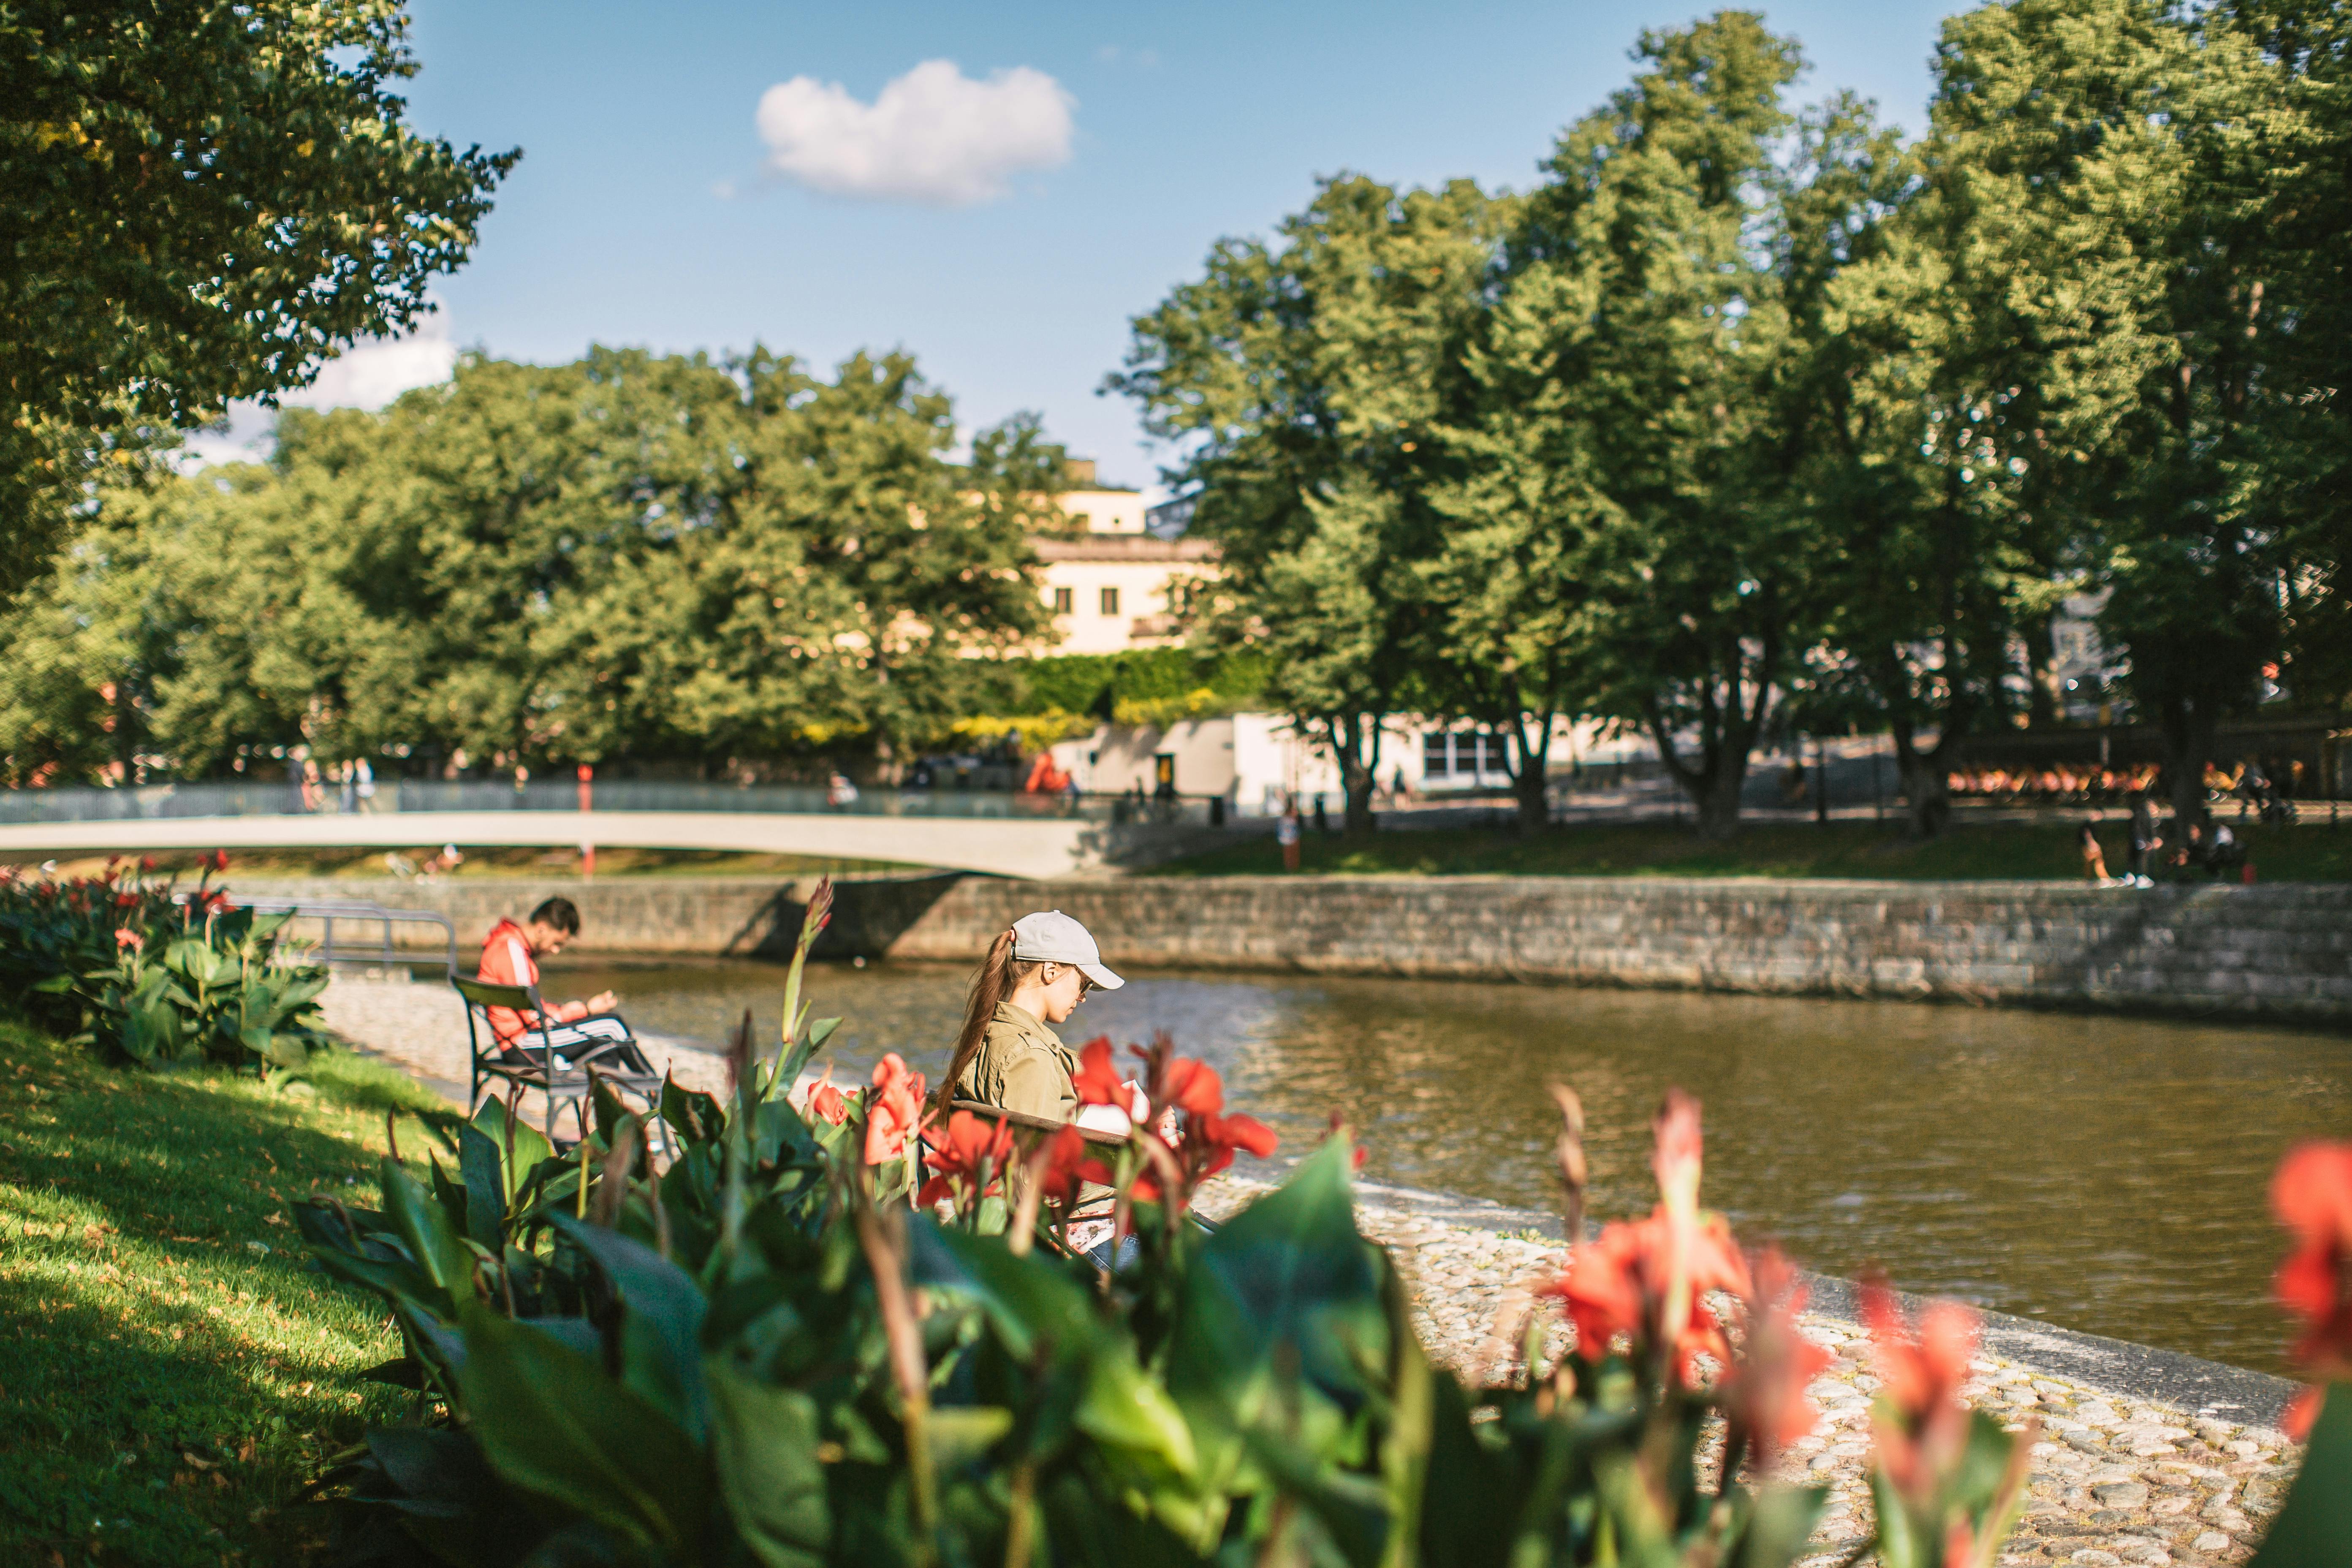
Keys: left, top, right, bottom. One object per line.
{"left": 1031, "top": 463, "right": 1216, "bottom": 655}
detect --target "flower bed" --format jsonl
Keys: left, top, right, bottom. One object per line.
{"left": 0, "top": 855, "right": 327, "bottom": 1069}
{"left": 288, "top": 879, "right": 2352, "bottom": 1567}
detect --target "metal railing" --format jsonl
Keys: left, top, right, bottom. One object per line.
{"left": 0, "top": 778, "right": 1229, "bottom": 828}
{"left": 231, "top": 897, "right": 458, "bottom": 975}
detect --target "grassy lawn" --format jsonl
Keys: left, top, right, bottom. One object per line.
{"left": 1150, "top": 817, "right": 2352, "bottom": 881}
{"left": 5, "top": 844, "right": 913, "bottom": 882}
{"left": 0, "top": 1022, "right": 453, "bottom": 1566}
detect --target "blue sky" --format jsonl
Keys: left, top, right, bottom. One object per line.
{"left": 215, "top": 0, "right": 1965, "bottom": 486}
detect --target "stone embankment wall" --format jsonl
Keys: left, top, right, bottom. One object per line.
{"left": 242, "top": 874, "right": 2352, "bottom": 1024}
{"left": 889, "top": 876, "right": 2352, "bottom": 1022}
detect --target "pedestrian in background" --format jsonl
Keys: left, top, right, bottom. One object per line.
{"left": 2079, "top": 814, "right": 2110, "bottom": 884}
{"left": 2128, "top": 794, "right": 2162, "bottom": 888}
{"left": 1276, "top": 796, "right": 1302, "bottom": 872}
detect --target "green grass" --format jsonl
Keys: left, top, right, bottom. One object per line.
{"left": 6, "top": 844, "right": 914, "bottom": 882}
{"left": 0, "top": 1022, "right": 454, "bottom": 1566}
{"left": 1149, "top": 817, "right": 2352, "bottom": 881}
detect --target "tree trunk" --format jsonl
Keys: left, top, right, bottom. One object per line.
{"left": 2159, "top": 692, "right": 2217, "bottom": 832}
{"left": 1328, "top": 711, "right": 1383, "bottom": 837}
{"left": 1888, "top": 713, "right": 1954, "bottom": 838}
{"left": 1694, "top": 760, "right": 1746, "bottom": 838}
{"left": 1647, "top": 704, "right": 1757, "bottom": 842}
{"left": 1892, "top": 742, "right": 1952, "bottom": 837}
{"left": 2022, "top": 613, "right": 2061, "bottom": 729}
{"left": 1508, "top": 709, "right": 1554, "bottom": 831}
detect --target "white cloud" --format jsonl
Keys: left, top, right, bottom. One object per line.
{"left": 755, "top": 59, "right": 1075, "bottom": 207}
{"left": 176, "top": 310, "right": 457, "bottom": 470}
{"left": 296, "top": 311, "right": 457, "bottom": 411}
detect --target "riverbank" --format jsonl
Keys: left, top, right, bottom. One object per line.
{"left": 1196, "top": 1175, "right": 2299, "bottom": 1568}
{"left": 310, "top": 976, "right": 2305, "bottom": 1567}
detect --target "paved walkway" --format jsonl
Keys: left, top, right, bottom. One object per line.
{"left": 0, "top": 808, "right": 1187, "bottom": 880}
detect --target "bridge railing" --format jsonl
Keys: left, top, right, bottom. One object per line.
{"left": 0, "top": 779, "right": 1228, "bottom": 827}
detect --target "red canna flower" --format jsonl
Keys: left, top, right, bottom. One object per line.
{"left": 862, "top": 1052, "right": 927, "bottom": 1166}
{"left": 139, "top": 856, "right": 157, "bottom": 872}
{"left": 1720, "top": 1246, "right": 1833, "bottom": 1467}
{"left": 1159, "top": 1056, "right": 1224, "bottom": 1116}
{"left": 1541, "top": 1209, "right": 1748, "bottom": 1380}
{"left": 1652, "top": 1088, "right": 1705, "bottom": 1217}
{"left": 1036, "top": 1123, "right": 1094, "bottom": 1207}
{"left": 804, "top": 1067, "right": 849, "bottom": 1126}
{"left": 1193, "top": 1110, "right": 1277, "bottom": 1175}
{"left": 2271, "top": 1141, "right": 2352, "bottom": 1437}
{"left": 1860, "top": 1280, "right": 1980, "bottom": 1502}
{"left": 1547, "top": 1220, "right": 1649, "bottom": 1355}
{"left": 208, "top": 850, "right": 231, "bottom": 872}
{"left": 113, "top": 891, "right": 139, "bottom": 909}
{"left": 1542, "top": 1087, "right": 1750, "bottom": 1383}
{"left": 918, "top": 1111, "right": 1015, "bottom": 1209}
{"left": 114, "top": 927, "right": 142, "bottom": 951}
{"left": 1071, "top": 1035, "right": 1125, "bottom": 1105}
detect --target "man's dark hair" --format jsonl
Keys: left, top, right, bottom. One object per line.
{"left": 528, "top": 896, "right": 581, "bottom": 936}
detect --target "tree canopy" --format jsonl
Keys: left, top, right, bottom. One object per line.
{"left": 0, "top": 0, "right": 515, "bottom": 599}
{"left": 1116, "top": 3, "right": 2352, "bottom": 835}
{"left": 0, "top": 349, "right": 1064, "bottom": 785}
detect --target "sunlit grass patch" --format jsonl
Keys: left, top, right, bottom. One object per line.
{"left": 1149, "top": 817, "right": 2352, "bottom": 881}
{"left": 0, "top": 1019, "right": 448, "bottom": 1565}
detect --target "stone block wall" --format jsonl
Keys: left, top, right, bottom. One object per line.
{"left": 874, "top": 876, "right": 2352, "bottom": 1024}
{"left": 235, "top": 873, "right": 2352, "bottom": 1024}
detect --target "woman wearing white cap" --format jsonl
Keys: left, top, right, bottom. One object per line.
{"left": 929, "top": 909, "right": 1124, "bottom": 1125}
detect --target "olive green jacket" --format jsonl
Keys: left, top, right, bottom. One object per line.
{"left": 957, "top": 1000, "right": 1078, "bottom": 1124}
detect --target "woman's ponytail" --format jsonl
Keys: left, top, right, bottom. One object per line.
{"left": 933, "top": 927, "right": 1018, "bottom": 1118}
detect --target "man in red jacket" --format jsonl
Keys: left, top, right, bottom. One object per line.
{"left": 477, "top": 897, "right": 618, "bottom": 1050}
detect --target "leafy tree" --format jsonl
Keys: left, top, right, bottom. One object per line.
{"left": 0, "top": 0, "right": 515, "bottom": 600}
{"left": 0, "top": 349, "right": 1059, "bottom": 783}
{"left": 1916, "top": 0, "right": 2307, "bottom": 827}
{"left": 1111, "top": 176, "right": 1499, "bottom": 833}
{"left": 1419, "top": 236, "right": 1611, "bottom": 831}
{"left": 2208, "top": 0, "right": 2352, "bottom": 714}
{"left": 1501, "top": 12, "right": 1819, "bottom": 839}
{"left": 1793, "top": 48, "right": 2115, "bottom": 835}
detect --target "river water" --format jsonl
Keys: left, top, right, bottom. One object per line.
{"left": 552, "top": 954, "right": 2352, "bottom": 1376}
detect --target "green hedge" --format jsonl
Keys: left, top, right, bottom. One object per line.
{"left": 990, "top": 647, "right": 1270, "bottom": 718}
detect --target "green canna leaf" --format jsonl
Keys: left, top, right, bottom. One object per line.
{"left": 456, "top": 1299, "right": 712, "bottom": 1558}
{"left": 2249, "top": 1383, "right": 2352, "bottom": 1568}
{"left": 706, "top": 1358, "right": 830, "bottom": 1568}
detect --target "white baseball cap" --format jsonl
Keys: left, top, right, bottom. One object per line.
{"left": 1010, "top": 909, "right": 1124, "bottom": 990}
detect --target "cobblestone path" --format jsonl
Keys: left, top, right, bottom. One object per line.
{"left": 1199, "top": 1179, "right": 2300, "bottom": 1568}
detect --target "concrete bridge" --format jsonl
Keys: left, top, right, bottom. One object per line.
{"left": 0, "top": 807, "right": 1233, "bottom": 881}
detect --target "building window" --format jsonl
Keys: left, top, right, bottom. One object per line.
{"left": 1051, "top": 587, "right": 1073, "bottom": 614}
{"left": 1100, "top": 586, "right": 1120, "bottom": 616}
{"left": 1423, "top": 730, "right": 1511, "bottom": 779}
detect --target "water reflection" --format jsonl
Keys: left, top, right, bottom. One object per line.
{"left": 551, "top": 954, "right": 2352, "bottom": 1374}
